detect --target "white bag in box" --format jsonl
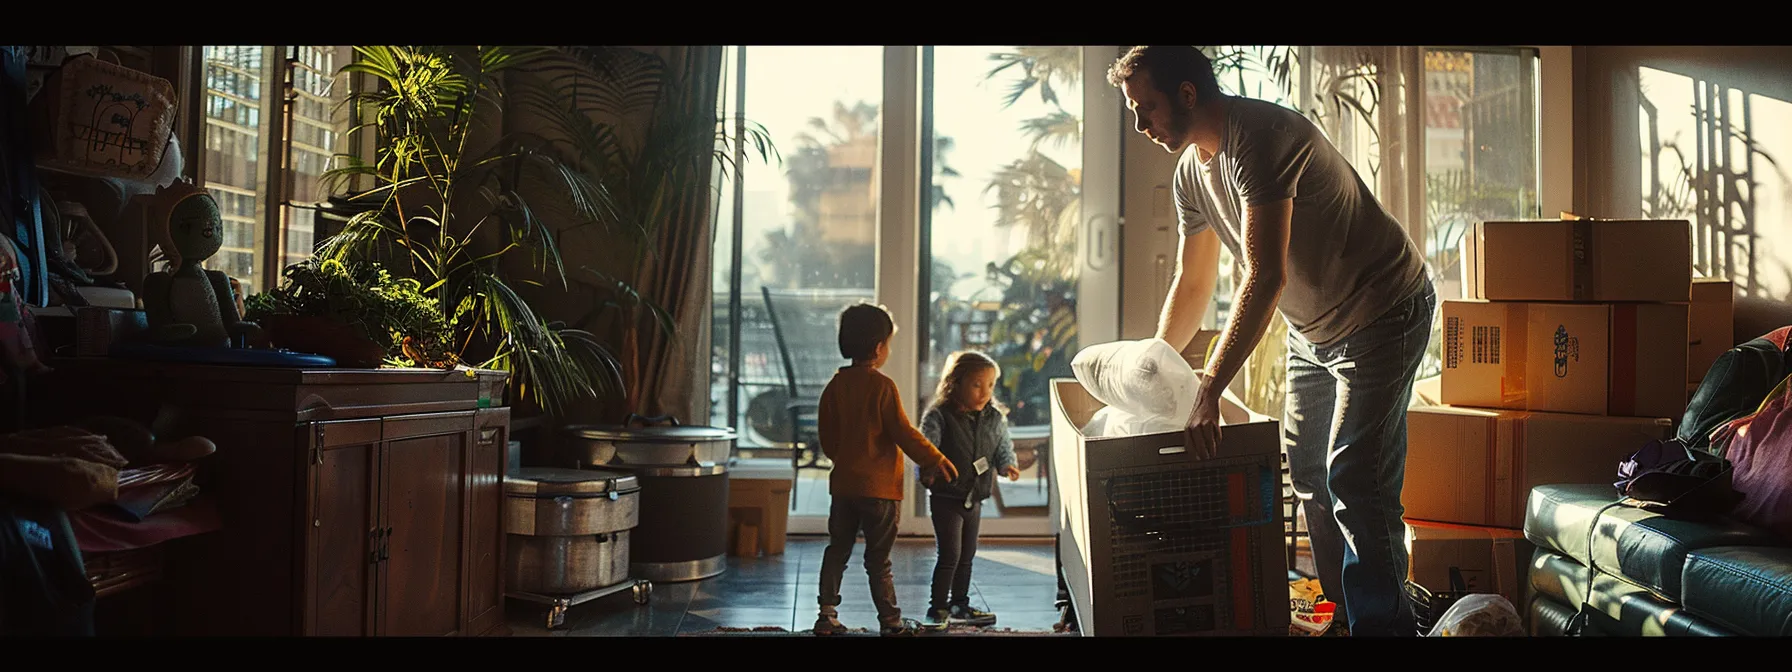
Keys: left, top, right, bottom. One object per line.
{"left": 1071, "top": 338, "right": 1200, "bottom": 425}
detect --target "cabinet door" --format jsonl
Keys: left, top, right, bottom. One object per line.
{"left": 303, "top": 419, "right": 383, "bottom": 637}
{"left": 465, "top": 407, "right": 510, "bottom": 636}
{"left": 378, "top": 412, "right": 473, "bottom": 637}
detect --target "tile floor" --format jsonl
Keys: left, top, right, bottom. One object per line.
{"left": 507, "top": 536, "right": 1063, "bottom": 636}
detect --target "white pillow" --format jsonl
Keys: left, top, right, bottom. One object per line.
{"left": 1070, "top": 338, "right": 1200, "bottom": 422}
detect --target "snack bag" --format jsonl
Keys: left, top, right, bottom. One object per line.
{"left": 1290, "top": 576, "right": 1336, "bottom": 635}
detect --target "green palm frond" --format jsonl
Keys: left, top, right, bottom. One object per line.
{"left": 1019, "top": 110, "right": 1081, "bottom": 150}
{"left": 305, "top": 45, "right": 771, "bottom": 417}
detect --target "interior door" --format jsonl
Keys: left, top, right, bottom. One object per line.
{"left": 303, "top": 419, "right": 382, "bottom": 636}
{"left": 378, "top": 412, "right": 472, "bottom": 637}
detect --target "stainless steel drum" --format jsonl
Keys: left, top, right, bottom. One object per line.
{"left": 561, "top": 414, "right": 736, "bottom": 583}
{"left": 562, "top": 415, "right": 735, "bottom": 469}
{"left": 505, "top": 467, "right": 640, "bottom": 594}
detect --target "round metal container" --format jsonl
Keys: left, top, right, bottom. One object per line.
{"left": 560, "top": 415, "right": 736, "bottom": 583}
{"left": 627, "top": 465, "right": 730, "bottom": 582}
{"left": 561, "top": 416, "right": 736, "bottom": 469}
{"left": 507, "top": 531, "right": 632, "bottom": 594}
{"left": 504, "top": 468, "right": 641, "bottom": 595}
{"left": 504, "top": 468, "right": 640, "bottom": 537}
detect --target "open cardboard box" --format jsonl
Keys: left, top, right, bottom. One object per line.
{"left": 1049, "top": 377, "right": 1287, "bottom": 636}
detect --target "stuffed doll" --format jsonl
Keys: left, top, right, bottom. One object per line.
{"left": 139, "top": 179, "right": 262, "bottom": 348}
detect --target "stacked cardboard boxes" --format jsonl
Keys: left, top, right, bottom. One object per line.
{"left": 1403, "top": 217, "right": 1694, "bottom": 608}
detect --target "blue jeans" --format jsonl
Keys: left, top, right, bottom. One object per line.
{"left": 1284, "top": 282, "right": 1435, "bottom": 637}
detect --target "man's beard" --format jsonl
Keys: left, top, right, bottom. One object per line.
{"left": 1162, "top": 101, "right": 1196, "bottom": 151}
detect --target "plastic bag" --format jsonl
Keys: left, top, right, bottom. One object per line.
{"left": 1071, "top": 338, "right": 1200, "bottom": 423}
{"left": 1081, "top": 406, "right": 1185, "bottom": 438}
{"left": 1425, "top": 593, "right": 1524, "bottom": 637}
{"left": 1081, "top": 406, "right": 1115, "bottom": 436}
{"left": 1289, "top": 577, "right": 1335, "bottom": 635}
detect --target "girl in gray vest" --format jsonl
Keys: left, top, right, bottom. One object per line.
{"left": 918, "top": 351, "right": 1021, "bottom": 626}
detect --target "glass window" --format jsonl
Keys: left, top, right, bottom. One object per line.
{"left": 199, "top": 45, "right": 354, "bottom": 295}
{"left": 709, "top": 46, "right": 884, "bottom": 519}
{"left": 918, "top": 45, "right": 1085, "bottom": 521}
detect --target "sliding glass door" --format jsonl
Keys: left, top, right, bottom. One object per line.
{"left": 910, "top": 46, "right": 1120, "bottom": 536}
{"left": 711, "top": 46, "right": 1122, "bottom": 537}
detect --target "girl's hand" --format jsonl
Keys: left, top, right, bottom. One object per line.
{"left": 1002, "top": 465, "right": 1022, "bottom": 481}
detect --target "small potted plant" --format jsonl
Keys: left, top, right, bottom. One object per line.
{"left": 244, "top": 258, "right": 454, "bottom": 369}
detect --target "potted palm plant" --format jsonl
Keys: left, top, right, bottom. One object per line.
{"left": 309, "top": 46, "right": 770, "bottom": 420}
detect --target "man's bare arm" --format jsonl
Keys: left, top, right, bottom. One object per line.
{"left": 1199, "top": 199, "right": 1292, "bottom": 396}
{"left": 1156, "top": 227, "right": 1222, "bottom": 353}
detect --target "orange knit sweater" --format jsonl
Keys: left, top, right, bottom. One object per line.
{"left": 816, "top": 365, "right": 947, "bottom": 500}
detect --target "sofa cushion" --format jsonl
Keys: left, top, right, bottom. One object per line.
{"left": 1525, "top": 484, "right": 1782, "bottom": 599}
{"left": 1527, "top": 595, "right": 1578, "bottom": 637}
{"left": 1527, "top": 549, "right": 1732, "bottom": 636}
{"left": 1681, "top": 546, "right": 1792, "bottom": 636}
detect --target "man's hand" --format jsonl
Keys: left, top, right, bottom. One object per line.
{"left": 1182, "top": 375, "right": 1223, "bottom": 459}
{"left": 1001, "top": 465, "right": 1022, "bottom": 481}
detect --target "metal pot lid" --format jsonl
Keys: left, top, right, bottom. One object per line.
{"left": 504, "top": 467, "right": 639, "bottom": 496}
{"left": 564, "top": 424, "right": 737, "bottom": 443}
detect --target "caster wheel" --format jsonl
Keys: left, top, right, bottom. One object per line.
{"left": 548, "top": 602, "right": 568, "bottom": 629}
{"left": 633, "top": 580, "right": 653, "bottom": 605}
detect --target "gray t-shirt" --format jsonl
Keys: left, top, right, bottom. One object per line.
{"left": 1176, "top": 96, "right": 1427, "bottom": 347}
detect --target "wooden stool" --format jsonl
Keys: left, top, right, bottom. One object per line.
{"left": 727, "top": 461, "right": 794, "bottom": 557}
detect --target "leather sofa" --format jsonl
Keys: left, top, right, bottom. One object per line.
{"left": 1523, "top": 484, "right": 1792, "bottom": 636}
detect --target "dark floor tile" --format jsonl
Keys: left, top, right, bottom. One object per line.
{"left": 677, "top": 607, "right": 797, "bottom": 633}
{"left": 713, "top": 557, "right": 805, "bottom": 583}
{"left": 564, "top": 603, "right": 688, "bottom": 637}
{"left": 691, "top": 581, "right": 798, "bottom": 610}
{"left": 963, "top": 567, "right": 1056, "bottom": 587}
{"left": 976, "top": 589, "right": 1060, "bottom": 614}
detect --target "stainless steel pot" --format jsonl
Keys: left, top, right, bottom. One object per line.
{"left": 562, "top": 414, "right": 736, "bottom": 468}
{"left": 507, "top": 531, "right": 631, "bottom": 594}
{"left": 504, "top": 467, "right": 640, "bottom": 536}
{"left": 504, "top": 467, "right": 641, "bottom": 594}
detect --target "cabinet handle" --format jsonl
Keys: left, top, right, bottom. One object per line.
{"left": 380, "top": 526, "right": 392, "bottom": 561}
{"left": 479, "top": 427, "right": 499, "bottom": 445}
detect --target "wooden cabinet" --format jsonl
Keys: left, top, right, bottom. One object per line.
{"left": 33, "top": 360, "right": 511, "bottom": 636}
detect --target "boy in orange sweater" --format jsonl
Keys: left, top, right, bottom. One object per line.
{"left": 812, "top": 303, "right": 959, "bottom": 637}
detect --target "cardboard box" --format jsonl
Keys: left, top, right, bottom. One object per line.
{"left": 1688, "top": 278, "right": 1735, "bottom": 383}
{"left": 1439, "top": 300, "right": 1689, "bottom": 419}
{"left": 1461, "top": 218, "right": 1691, "bottom": 303}
{"left": 1049, "top": 379, "right": 1287, "bottom": 636}
{"left": 1404, "top": 406, "right": 1673, "bottom": 528}
{"left": 1404, "top": 520, "right": 1535, "bottom": 607}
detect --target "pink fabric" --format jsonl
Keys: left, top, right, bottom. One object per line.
{"left": 1727, "top": 385, "right": 1792, "bottom": 541}
{"left": 69, "top": 496, "right": 223, "bottom": 553}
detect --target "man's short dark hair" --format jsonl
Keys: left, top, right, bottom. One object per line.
{"left": 837, "top": 302, "right": 895, "bottom": 360}
{"left": 1107, "top": 46, "right": 1222, "bottom": 103}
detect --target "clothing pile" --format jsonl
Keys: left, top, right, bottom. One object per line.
{"left": 1671, "top": 326, "right": 1792, "bottom": 536}
{"left": 1070, "top": 338, "right": 1201, "bottom": 437}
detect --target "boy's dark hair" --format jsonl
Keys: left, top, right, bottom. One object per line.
{"left": 1106, "top": 46, "right": 1222, "bottom": 103}
{"left": 838, "top": 302, "right": 895, "bottom": 361}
